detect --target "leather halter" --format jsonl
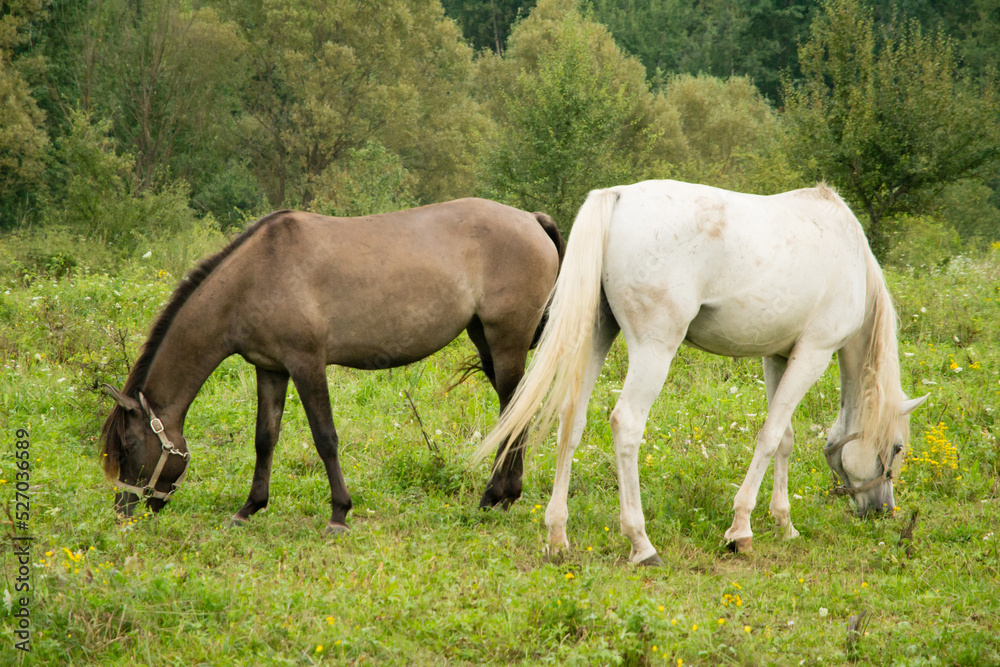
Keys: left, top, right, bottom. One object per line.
{"left": 115, "top": 393, "right": 190, "bottom": 502}
{"left": 823, "top": 431, "right": 900, "bottom": 497}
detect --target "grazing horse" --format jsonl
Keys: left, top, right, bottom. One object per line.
{"left": 476, "top": 180, "right": 927, "bottom": 565}
{"left": 101, "top": 198, "right": 563, "bottom": 531}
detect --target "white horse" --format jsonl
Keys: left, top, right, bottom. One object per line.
{"left": 476, "top": 179, "right": 927, "bottom": 565}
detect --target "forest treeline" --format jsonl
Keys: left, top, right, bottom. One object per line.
{"left": 1, "top": 0, "right": 999, "bottom": 273}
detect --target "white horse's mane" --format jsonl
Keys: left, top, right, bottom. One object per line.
{"left": 820, "top": 182, "right": 907, "bottom": 466}
{"left": 860, "top": 251, "right": 908, "bottom": 466}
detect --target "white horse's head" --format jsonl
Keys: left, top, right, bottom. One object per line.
{"left": 825, "top": 394, "right": 928, "bottom": 516}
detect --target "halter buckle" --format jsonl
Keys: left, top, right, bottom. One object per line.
{"left": 112, "top": 392, "right": 192, "bottom": 504}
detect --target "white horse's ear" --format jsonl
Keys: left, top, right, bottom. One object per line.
{"left": 103, "top": 384, "right": 140, "bottom": 413}
{"left": 900, "top": 393, "right": 930, "bottom": 416}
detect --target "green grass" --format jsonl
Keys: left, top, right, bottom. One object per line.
{"left": 1, "top": 250, "right": 999, "bottom": 665}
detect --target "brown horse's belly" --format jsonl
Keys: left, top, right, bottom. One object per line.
{"left": 324, "top": 316, "right": 470, "bottom": 371}
{"left": 239, "top": 349, "right": 287, "bottom": 371}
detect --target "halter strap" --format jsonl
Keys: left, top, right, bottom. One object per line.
{"left": 822, "top": 431, "right": 862, "bottom": 457}
{"left": 824, "top": 431, "right": 900, "bottom": 497}
{"left": 114, "top": 393, "right": 191, "bottom": 502}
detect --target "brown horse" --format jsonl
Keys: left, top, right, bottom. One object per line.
{"left": 101, "top": 198, "right": 563, "bottom": 531}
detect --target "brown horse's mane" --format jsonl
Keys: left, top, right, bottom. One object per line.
{"left": 100, "top": 211, "right": 291, "bottom": 478}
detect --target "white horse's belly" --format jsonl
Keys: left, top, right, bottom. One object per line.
{"left": 684, "top": 304, "right": 802, "bottom": 357}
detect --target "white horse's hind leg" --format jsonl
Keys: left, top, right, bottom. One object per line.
{"left": 725, "top": 346, "right": 832, "bottom": 551}
{"left": 762, "top": 356, "right": 800, "bottom": 539}
{"left": 546, "top": 319, "right": 619, "bottom": 552}
{"left": 611, "top": 336, "right": 679, "bottom": 566}
{"left": 770, "top": 425, "right": 799, "bottom": 539}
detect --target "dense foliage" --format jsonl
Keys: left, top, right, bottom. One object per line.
{"left": 0, "top": 0, "right": 997, "bottom": 263}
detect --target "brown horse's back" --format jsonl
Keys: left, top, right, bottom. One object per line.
{"left": 206, "top": 198, "right": 559, "bottom": 371}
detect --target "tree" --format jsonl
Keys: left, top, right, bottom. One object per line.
{"left": 782, "top": 0, "right": 1000, "bottom": 259}
{"left": 88, "top": 2, "right": 249, "bottom": 193}
{"left": 478, "top": 0, "right": 657, "bottom": 232}
{"left": 585, "top": 0, "right": 820, "bottom": 101}
{"left": 654, "top": 73, "right": 804, "bottom": 195}
{"left": 222, "top": 0, "right": 486, "bottom": 210}
{"left": 0, "top": 0, "right": 50, "bottom": 226}
{"left": 440, "top": 0, "right": 537, "bottom": 53}
{"left": 22, "top": 0, "right": 256, "bottom": 225}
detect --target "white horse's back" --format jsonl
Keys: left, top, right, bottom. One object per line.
{"left": 603, "top": 180, "right": 868, "bottom": 358}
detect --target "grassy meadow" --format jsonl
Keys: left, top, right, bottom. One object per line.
{"left": 1, "top": 241, "right": 999, "bottom": 665}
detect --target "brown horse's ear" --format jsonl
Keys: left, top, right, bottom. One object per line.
{"left": 103, "top": 384, "right": 140, "bottom": 413}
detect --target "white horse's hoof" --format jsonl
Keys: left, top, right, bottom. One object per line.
{"left": 547, "top": 530, "right": 570, "bottom": 551}
{"left": 783, "top": 524, "right": 800, "bottom": 540}
{"left": 724, "top": 525, "right": 752, "bottom": 542}
{"left": 637, "top": 553, "right": 662, "bottom": 567}
{"left": 728, "top": 537, "right": 753, "bottom": 553}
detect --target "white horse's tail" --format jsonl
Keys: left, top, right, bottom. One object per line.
{"left": 472, "top": 188, "right": 621, "bottom": 467}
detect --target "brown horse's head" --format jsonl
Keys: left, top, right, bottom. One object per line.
{"left": 101, "top": 385, "right": 188, "bottom": 518}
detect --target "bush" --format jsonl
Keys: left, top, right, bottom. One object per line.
{"left": 0, "top": 227, "right": 114, "bottom": 285}
{"left": 310, "top": 141, "right": 417, "bottom": 217}
{"left": 933, "top": 180, "right": 1000, "bottom": 250}
{"left": 649, "top": 73, "right": 807, "bottom": 195}
{"left": 189, "top": 158, "right": 269, "bottom": 230}
{"left": 887, "top": 214, "right": 963, "bottom": 269}
{"left": 48, "top": 109, "right": 200, "bottom": 254}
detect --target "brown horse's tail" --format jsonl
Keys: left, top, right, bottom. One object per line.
{"left": 534, "top": 212, "right": 565, "bottom": 264}
{"left": 530, "top": 212, "right": 565, "bottom": 349}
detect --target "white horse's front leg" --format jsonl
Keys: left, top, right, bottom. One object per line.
{"left": 727, "top": 348, "right": 831, "bottom": 552}
{"left": 761, "top": 358, "right": 800, "bottom": 539}
{"left": 725, "top": 421, "right": 784, "bottom": 551}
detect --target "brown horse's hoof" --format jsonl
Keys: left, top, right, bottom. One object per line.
{"left": 637, "top": 553, "right": 663, "bottom": 567}
{"left": 479, "top": 494, "right": 516, "bottom": 511}
{"left": 728, "top": 537, "right": 753, "bottom": 554}
{"left": 500, "top": 497, "right": 519, "bottom": 511}
{"left": 325, "top": 522, "right": 349, "bottom": 535}
{"left": 227, "top": 516, "right": 248, "bottom": 528}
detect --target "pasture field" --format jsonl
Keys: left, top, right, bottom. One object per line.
{"left": 1, "top": 248, "right": 999, "bottom": 666}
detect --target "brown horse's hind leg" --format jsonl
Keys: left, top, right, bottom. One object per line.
{"left": 288, "top": 362, "right": 353, "bottom": 533}
{"left": 482, "top": 362, "right": 528, "bottom": 508}
{"left": 480, "top": 428, "right": 526, "bottom": 510}
{"left": 231, "top": 367, "right": 289, "bottom": 526}
{"left": 469, "top": 319, "right": 530, "bottom": 509}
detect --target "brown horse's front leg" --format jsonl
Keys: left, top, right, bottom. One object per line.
{"left": 231, "top": 367, "right": 289, "bottom": 526}
{"left": 289, "top": 364, "right": 352, "bottom": 533}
